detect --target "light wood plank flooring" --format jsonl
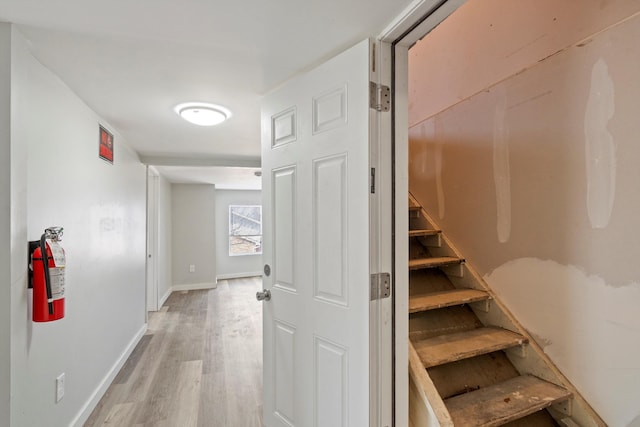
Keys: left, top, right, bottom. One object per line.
{"left": 85, "top": 277, "right": 263, "bottom": 427}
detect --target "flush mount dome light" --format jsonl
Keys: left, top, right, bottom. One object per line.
{"left": 174, "top": 102, "right": 231, "bottom": 126}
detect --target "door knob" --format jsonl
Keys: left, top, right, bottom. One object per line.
{"left": 256, "top": 289, "right": 271, "bottom": 301}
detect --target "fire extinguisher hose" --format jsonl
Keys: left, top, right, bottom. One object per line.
{"left": 40, "top": 233, "right": 54, "bottom": 315}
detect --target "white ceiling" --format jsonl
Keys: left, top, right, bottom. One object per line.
{"left": 155, "top": 166, "right": 262, "bottom": 190}
{"left": 0, "top": 0, "right": 414, "bottom": 188}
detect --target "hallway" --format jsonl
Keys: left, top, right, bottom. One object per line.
{"left": 84, "top": 278, "right": 263, "bottom": 427}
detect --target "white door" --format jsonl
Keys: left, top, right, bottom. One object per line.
{"left": 261, "top": 39, "right": 379, "bottom": 427}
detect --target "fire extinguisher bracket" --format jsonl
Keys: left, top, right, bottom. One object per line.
{"left": 28, "top": 240, "right": 40, "bottom": 289}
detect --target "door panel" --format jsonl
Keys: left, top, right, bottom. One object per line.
{"left": 315, "top": 337, "right": 347, "bottom": 427}
{"left": 273, "top": 166, "right": 296, "bottom": 291}
{"left": 262, "top": 39, "right": 372, "bottom": 427}
{"left": 313, "top": 154, "right": 347, "bottom": 306}
{"left": 312, "top": 85, "right": 347, "bottom": 134}
{"left": 272, "top": 107, "right": 298, "bottom": 147}
{"left": 274, "top": 320, "right": 296, "bottom": 425}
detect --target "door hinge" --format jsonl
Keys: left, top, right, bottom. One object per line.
{"left": 370, "top": 272, "right": 391, "bottom": 300}
{"left": 370, "top": 167, "right": 376, "bottom": 194}
{"left": 369, "top": 81, "right": 390, "bottom": 112}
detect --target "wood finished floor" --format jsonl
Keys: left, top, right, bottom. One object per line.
{"left": 85, "top": 277, "right": 263, "bottom": 427}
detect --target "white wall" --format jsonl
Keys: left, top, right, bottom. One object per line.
{"left": 8, "top": 27, "right": 147, "bottom": 427}
{"left": 172, "top": 184, "right": 216, "bottom": 288}
{"left": 0, "top": 23, "right": 12, "bottom": 427}
{"left": 157, "top": 174, "right": 172, "bottom": 304}
{"left": 215, "top": 189, "right": 262, "bottom": 279}
{"left": 408, "top": 1, "right": 640, "bottom": 425}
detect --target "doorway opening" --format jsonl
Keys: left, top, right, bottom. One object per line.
{"left": 144, "top": 164, "right": 262, "bottom": 316}
{"left": 395, "top": 0, "right": 614, "bottom": 426}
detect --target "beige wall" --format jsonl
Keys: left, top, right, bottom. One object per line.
{"left": 408, "top": 1, "right": 640, "bottom": 426}
{"left": 172, "top": 184, "right": 216, "bottom": 287}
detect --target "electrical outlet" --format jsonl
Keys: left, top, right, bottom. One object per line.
{"left": 56, "top": 373, "right": 65, "bottom": 403}
{"left": 189, "top": 264, "right": 195, "bottom": 273}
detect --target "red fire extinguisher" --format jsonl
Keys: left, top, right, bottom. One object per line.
{"left": 29, "top": 227, "right": 65, "bottom": 322}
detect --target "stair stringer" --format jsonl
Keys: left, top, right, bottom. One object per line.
{"left": 409, "top": 342, "right": 454, "bottom": 427}
{"left": 409, "top": 193, "right": 606, "bottom": 427}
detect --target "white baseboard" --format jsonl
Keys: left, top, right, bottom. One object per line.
{"left": 70, "top": 323, "right": 147, "bottom": 427}
{"left": 216, "top": 271, "right": 262, "bottom": 280}
{"left": 171, "top": 282, "right": 217, "bottom": 292}
{"left": 159, "top": 287, "right": 172, "bottom": 308}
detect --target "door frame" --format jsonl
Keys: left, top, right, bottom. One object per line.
{"left": 376, "top": 1, "right": 467, "bottom": 425}
{"left": 146, "top": 166, "right": 160, "bottom": 313}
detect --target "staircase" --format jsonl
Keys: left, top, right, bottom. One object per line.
{"left": 407, "top": 193, "right": 605, "bottom": 427}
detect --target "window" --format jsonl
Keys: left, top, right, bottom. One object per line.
{"left": 229, "top": 205, "right": 262, "bottom": 256}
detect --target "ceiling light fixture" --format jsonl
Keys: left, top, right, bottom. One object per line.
{"left": 174, "top": 102, "right": 231, "bottom": 126}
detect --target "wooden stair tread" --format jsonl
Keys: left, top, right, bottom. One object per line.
{"left": 409, "top": 229, "right": 441, "bottom": 237}
{"left": 413, "top": 327, "right": 528, "bottom": 368}
{"left": 445, "top": 375, "right": 572, "bottom": 427}
{"left": 409, "top": 289, "right": 490, "bottom": 313}
{"left": 409, "top": 257, "right": 463, "bottom": 270}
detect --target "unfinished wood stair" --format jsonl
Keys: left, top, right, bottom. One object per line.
{"left": 409, "top": 256, "right": 463, "bottom": 270}
{"left": 409, "top": 228, "right": 441, "bottom": 238}
{"left": 407, "top": 193, "right": 606, "bottom": 427}
{"left": 409, "top": 289, "right": 489, "bottom": 313}
{"left": 413, "top": 327, "right": 528, "bottom": 368}
{"left": 446, "top": 375, "right": 573, "bottom": 427}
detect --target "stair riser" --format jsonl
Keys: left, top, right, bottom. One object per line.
{"left": 420, "top": 342, "right": 527, "bottom": 368}
{"left": 415, "top": 234, "right": 441, "bottom": 248}
{"left": 441, "top": 263, "right": 465, "bottom": 278}
{"left": 409, "top": 306, "right": 482, "bottom": 341}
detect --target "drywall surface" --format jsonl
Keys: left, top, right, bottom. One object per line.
{"left": 172, "top": 184, "right": 216, "bottom": 287}
{"left": 215, "top": 189, "right": 262, "bottom": 279}
{"left": 157, "top": 174, "right": 172, "bottom": 303}
{"left": 486, "top": 259, "right": 640, "bottom": 426}
{"left": 408, "top": 1, "right": 640, "bottom": 425}
{"left": 409, "top": 0, "right": 640, "bottom": 125}
{"left": 0, "top": 23, "right": 11, "bottom": 427}
{"left": 9, "top": 27, "right": 146, "bottom": 427}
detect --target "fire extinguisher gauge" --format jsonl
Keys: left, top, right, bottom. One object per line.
{"left": 45, "top": 227, "right": 64, "bottom": 242}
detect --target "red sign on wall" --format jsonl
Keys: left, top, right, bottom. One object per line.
{"left": 99, "top": 125, "right": 114, "bottom": 164}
